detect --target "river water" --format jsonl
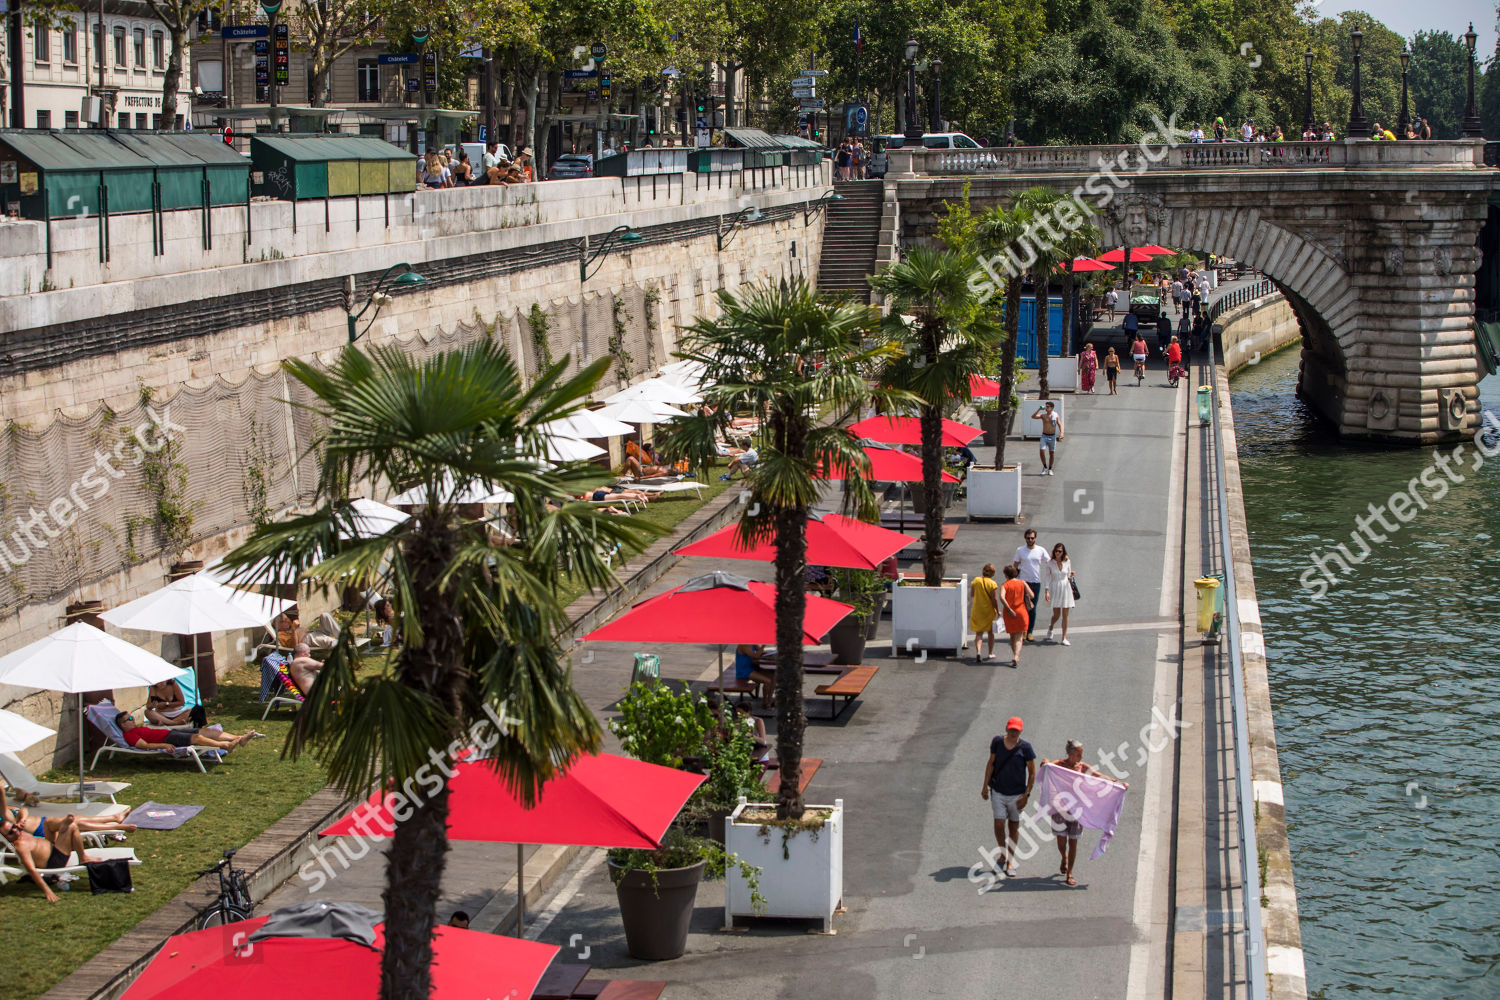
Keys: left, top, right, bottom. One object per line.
{"left": 1230, "top": 348, "right": 1500, "bottom": 998}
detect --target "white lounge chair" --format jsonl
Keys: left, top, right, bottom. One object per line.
{"left": 84, "top": 702, "right": 226, "bottom": 774}
{"left": 0, "top": 846, "right": 140, "bottom": 882}
{"left": 631, "top": 480, "right": 707, "bottom": 501}
{"left": 0, "top": 751, "right": 131, "bottom": 804}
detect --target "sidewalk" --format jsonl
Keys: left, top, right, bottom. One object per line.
{"left": 525, "top": 354, "right": 1194, "bottom": 999}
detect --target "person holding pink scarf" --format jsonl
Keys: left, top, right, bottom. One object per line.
{"left": 1039, "top": 739, "right": 1129, "bottom": 886}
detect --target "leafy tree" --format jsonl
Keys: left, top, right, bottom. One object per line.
{"left": 288, "top": 0, "right": 390, "bottom": 107}
{"left": 139, "top": 0, "right": 195, "bottom": 129}
{"left": 1409, "top": 29, "right": 1471, "bottom": 138}
{"left": 659, "top": 281, "right": 896, "bottom": 820}
{"left": 871, "top": 249, "right": 994, "bottom": 585}
{"left": 1316, "top": 11, "right": 1405, "bottom": 135}
{"left": 977, "top": 204, "right": 1030, "bottom": 469}
{"left": 223, "top": 342, "right": 647, "bottom": 999}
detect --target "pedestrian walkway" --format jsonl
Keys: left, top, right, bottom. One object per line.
{"left": 520, "top": 353, "right": 1195, "bottom": 1000}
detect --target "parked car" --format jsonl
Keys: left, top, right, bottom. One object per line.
{"left": 548, "top": 153, "right": 596, "bottom": 179}
{"left": 867, "top": 131, "right": 983, "bottom": 177}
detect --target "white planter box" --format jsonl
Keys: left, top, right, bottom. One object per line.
{"left": 966, "top": 464, "right": 1022, "bottom": 520}
{"left": 891, "top": 574, "right": 969, "bottom": 654}
{"left": 1020, "top": 395, "right": 1066, "bottom": 440}
{"left": 1033, "top": 358, "right": 1077, "bottom": 393}
{"left": 725, "top": 798, "right": 844, "bottom": 932}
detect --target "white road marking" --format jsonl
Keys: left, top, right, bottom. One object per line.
{"left": 523, "top": 848, "right": 605, "bottom": 942}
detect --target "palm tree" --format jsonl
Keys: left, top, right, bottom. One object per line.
{"left": 1054, "top": 218, "right": 1104, "bottom": 358}
{"left": 659, "top": 280, "right": 897, "bottom": 820}
{"left": 1016, "top": 186, "right": 1074, "bottom": 399}
{"left": 978, "top": 204, "right": 1030, "bottom": 470}
{"left": 870, "top": 248, "right": 995, "bottom": 586}
{"left": 223, "top": 341, "right": 648, "bottom": 999}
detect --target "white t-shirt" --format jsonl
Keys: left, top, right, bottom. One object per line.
{"left": 1105, "top": 289, "right": 1118, "bottom": 306}
{"left": 1241, "top": 123, "right": 1254, "bottom": 141}
{"left": 1014, "top": 543, "right": 1048, "bottom": 584}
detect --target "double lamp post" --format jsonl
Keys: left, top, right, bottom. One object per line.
{"left": 902, "top": 37, "right": 942, "bottom": 141}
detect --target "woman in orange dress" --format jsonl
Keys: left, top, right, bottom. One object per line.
{"left": 1000, "top": 565, "right": 1033, "bottom": 668}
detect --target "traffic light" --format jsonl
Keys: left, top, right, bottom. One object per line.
{"left": 645, "top": 110, "right": 657, "bottom": 135}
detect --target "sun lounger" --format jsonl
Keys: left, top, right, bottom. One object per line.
{"left": 0, "top": 751, "right": 130, "bottom": 804}
{"left": 0, "top": 846, "right": 140, "bottom": 882}
{"left": 260, "top": 653, "right": 306, "bottom": 720}
{"left": 84, "top": 702, "right": 227, "bottom": 774}
{"left": 630, "top": 481, "right": 706, "bottom": 500}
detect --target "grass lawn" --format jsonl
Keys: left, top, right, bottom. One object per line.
{"left": 0, "top": 660, "right": 332, "bottom": 1000}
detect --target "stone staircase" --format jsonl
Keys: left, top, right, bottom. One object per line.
{"left": 815, "top": 180, "right": 884, "bottom": 304}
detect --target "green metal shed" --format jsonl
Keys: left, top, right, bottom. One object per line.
{"left": 250, "top": 134, "right": 413, "bottom": 199}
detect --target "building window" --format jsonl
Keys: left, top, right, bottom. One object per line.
{"left": 65, "top": 110, "right": 79, "bottom": 129}
{"left": 93, "top": 23, "right": 103, "bottom": 67}
{"left": 36, "top": 110, "right": 51, "bottom": 129}
{"left": 135, "top": 113, "right": 147, "bottom": 129}
{"left": 152, "top": 31, "right": 164, "bottom": 69}
{"left": 63, "top": 28, "right": 76, "bottom": 64}
{"left": 173, "top": 114, "right": 183, "bottom": 130}
{"left": 33, "top": 25, "right": 49, "bottom": 65}
{"left": 118, "top": 113, "right": 129, "bottom": 129}
{"left": 357, "top": 58, "right": 380, "bottom": 102}
{"left": 113, "top": 26, "right": 125, "bottom": 67}
{"left": 152, "top": 113, "right": 163, "bottom": 129}
{"left": 197, "top": 59, "right": 223, "bottom": 93}
{"left": 133, "top": 28, "right": 144, "bottom": 68}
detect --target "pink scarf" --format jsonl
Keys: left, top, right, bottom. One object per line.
{"left": 1038, "top": 762, "right": 1129, "bottom": 859}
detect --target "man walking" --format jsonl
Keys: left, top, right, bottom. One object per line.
{"left": 981, "top": 716, "right": 1036, "bottom": 878}
{"left": 1012, "top": 528, "right": 1048, "bottom": 641}
{"left": 1032, "top": 401, "right": 1063, "bottom": 477}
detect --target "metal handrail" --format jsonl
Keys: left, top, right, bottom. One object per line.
{"left": 1205, "top": 327, "right": 1269, "bottom": 999}
{"left": 1206, "top": 278, "right": 1275, "bottom": 324}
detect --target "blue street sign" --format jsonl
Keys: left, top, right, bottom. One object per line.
{"left": 380, "top": 53, "right": 420, "bottom": 65}
{"left": 479, "top": 125, "right": 487, "bottom": 142}
{"left": 222, "top": 25, "right": 268, "bottom": 39}
{"left": 563, "top": 69, "right": 597, "bottom": 79}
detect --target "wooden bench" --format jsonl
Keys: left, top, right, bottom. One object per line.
{"left": 884, "top": 522, "right": 959, "bottom": 552}
{"left": 813, "top": 665, "right": 879, "bottom": 719}
{"left": 762, "top": 756, "right": 822, "bottom": 796}
{"left": 712, "top": 671, "right": 758, "bottom": 696}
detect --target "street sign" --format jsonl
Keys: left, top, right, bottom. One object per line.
{"left": 800, "top": 99, "right": 826, "bottom": 109}
{"left": 378, "top": 53, "right": 420, "bottom": 65}
{"left": 422, "top": 50, "right": 436, "bottom": 90}
{"left": 479, "top": 124, "right": 487, "bottom": 142}
{"left": 846, "top": 104, "right": 868, "bottom": 132}
{"left": 590, "top": 41, "right": 607, "bottom": 59}
{"left": 801, "top": 69, "right": 828, "bottom": 76}
{"left": 563, "top": 69, "right": 597, "bottom": 79}
{"left": 222, "top": 25, "right": 268, "bottom": 39}
{"left": 412, "top": 24, "right": 430, "bottom": 44}
{"left": 601, "top": 76, "right": 612, "bottom": 100}
{"left": 223, "top": 125, "right": 234, "bottom": 145}
{"left": 459, "top": 43, "right": 483, "bottom": 59}
{"left": 273, "top": 23, "right": 289, "bottom": 85}
{"left": 260, "top": 0, "right": 281, "bottom": 13}
{"left": 791, "top": 87, "right": 817, "bottom": 98}
{"left": 791, "top": 76, "right": 817, "bottom": 87}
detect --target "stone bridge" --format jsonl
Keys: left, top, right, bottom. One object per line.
{"left": 885, "top": 140, "right": 1500, "bottom": 444}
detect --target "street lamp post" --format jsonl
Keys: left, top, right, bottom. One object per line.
{"left": 1347, "top": 28, "right": 1371, "bottom": 138}
{"left": 1303, "top": 49, "right": 1315, "bottom": 137}
{"left": 904, "top": 36, "right": 921, "bottom": 141}
{"left": 579, "top": 225, "right": 643, "bottom": 281}
{"left": 1462, "top": 22, "right": 1483, "bottom": 138}
{"left": 346, "top": 264, "right": 430, "bottom": 343}
{"left": 929, "top": 58, "right": 943, "bottom": 133}
{"left": 1398, "top": 46, "right": 1411, "bottom": 139}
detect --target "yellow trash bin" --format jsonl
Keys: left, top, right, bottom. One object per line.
{"left": 1194, "top": 576, "right": 1221, "bottom": 633}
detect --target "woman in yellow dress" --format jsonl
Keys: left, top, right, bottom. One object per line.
{"left": 969, "top": 563, "right": 1001, "bottom": 662}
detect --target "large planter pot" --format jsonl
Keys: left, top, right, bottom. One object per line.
{"left": 965, "top": 464, "right": 1023, "bottom": 520}
{"left": 609, "top": 859, "right": 706, "bottom": 961}
{"left": 1020, "top": 395, "right": 1066, "bottom": 440}
{"left": 891, "top": 574, "right": 970, "bottom": 656}
{"left": 725, "top": 798, "right": 844, "bottom": 932}
{"left": 827, "top": 617, "right": 868, "bottom": 665}
{"left": 909, "top": 481, "right": 956, "bottom": 514}
{"left": 864, "top": 591, "right": 889, "bottom": 638}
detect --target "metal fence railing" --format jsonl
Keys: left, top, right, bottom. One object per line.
{"left": 1206, "top": 279, "right": 1276, "bottom": 325}
{"left": 1205, "top": 331, "right": 1270, "bottom": 1000}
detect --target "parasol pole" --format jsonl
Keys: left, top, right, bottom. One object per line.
{"left": 77, "top": 691, "right": 85, "bottom": 796}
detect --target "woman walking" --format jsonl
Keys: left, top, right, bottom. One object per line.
{"left": 1077, "top": 343, "right": 1099, "bottom": 394}
{"left": 1040, "top": 739, "right": 1127, "bottom": 886}
{"left": 970, "top": 563, "right": 1001, "bottom": 662}
{"left": 1104, "top": 347, "right": 1121, "bottom": 395}
{"left": 1043, "top": 542, "right": 1076, "bottom": 645}
{"left": 999, "top": 565, "right": 1032, "bottom": 668}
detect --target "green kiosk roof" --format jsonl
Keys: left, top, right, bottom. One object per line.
{"left": 0, "top": 130, "right": 246, "bottom": 171}
{"left": 249, "top": 134, "right": 411, "bottom": 162}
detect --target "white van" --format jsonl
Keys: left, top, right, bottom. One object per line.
{"left": 867, "top": 132, "right": 983, "bottom": 177}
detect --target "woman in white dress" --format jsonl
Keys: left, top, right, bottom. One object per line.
{"left": 1043, "top": 542, "right": 1076, "bottom": 645}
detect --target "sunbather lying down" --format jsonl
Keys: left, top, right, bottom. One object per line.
{"left": 4, "top": 788, "right": 136, "bottom": 840}
{"left": 621, "top": 456, "right": 674, "bottom": 479}
{"left": 115, "top": 711, "right": 264, "bottom": 752}
{"left": 579, "top": 486, "right": 652, "bottom": 503}
{"left": 0, "top": 809, "right": 102, "bottom": 901}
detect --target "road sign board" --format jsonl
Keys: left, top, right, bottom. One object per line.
{"left": 590, "top": 41, "right": 607, "bottom": 59}
{"left": 222, "top": 25, "right": 268, "bottom": 39}
{"left": 563, "top": 69, "right": 597, "bottom": 79}
{"left": 791, "top": 87, "right": 817, "bottom": 98}
{"left": 800, "top": 99, "right": 826, "bottom": 108}
{"left": 801, "top": 69, "right": 828, "bottom": 76}
{"left": 791, "top": 76, "right": 817, "bottom": 86}
{"left": 378, "top": 53, "right": 420, "bottom": 65}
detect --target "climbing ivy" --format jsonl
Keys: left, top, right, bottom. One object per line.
{"left": 242, "top": 417, "right": 276, "bottom": 527}
{"left": 642, "top": 285, "right": 661, "bottom": 372}
{"left": 609, "top": 297, "right": 635, "bottom": 386}
{"left": 527, "top": 303, "right": 554, "bottom": 377}
{"left": 129, "top": 385, "right": 196, "bottom": 559}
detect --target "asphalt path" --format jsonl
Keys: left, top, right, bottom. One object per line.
{"left": 531, "top": 352, "right": 1193, "bottom": 1000}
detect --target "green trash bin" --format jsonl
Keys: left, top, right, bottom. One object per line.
{"left": 1196, "top": 385, "right": 1213, "bottom": 424}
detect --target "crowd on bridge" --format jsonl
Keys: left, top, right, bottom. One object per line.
{"left": 1187, "top": 115, "right": 1434, "bottom": 143}
{"left": 418, "top": 142, "right": 535, "bottom": 188}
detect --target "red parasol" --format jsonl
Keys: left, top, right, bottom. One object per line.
{"left": 819, "top": 441, "right": 960, "bottom": 483}
{"left": 1097, "top": 246, "right": 1169, "bottom": 263}
{"left": 583, "top": 571, "right": 852, "bottom": 645}
{"left": 673, "top": 512, "right": 918, "bottom": 570}
{"left": 969, "top": 375, "right": 1002, "bottom": 397}
{"left": 121, "top": 916, "right": 559, "bottom": 1000}
{"left": 850, "top": 415, "right": 984, "bottom": 449}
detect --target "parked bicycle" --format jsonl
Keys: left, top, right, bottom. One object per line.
{"left": 197, "top": 848, "right": 253, "bottom": 929}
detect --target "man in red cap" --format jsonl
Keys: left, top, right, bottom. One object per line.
{"left": 981, "top": 715, "right": 1036, "bottom": 878}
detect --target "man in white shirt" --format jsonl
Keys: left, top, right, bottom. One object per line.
{"left": 1105, "top": 288, "right": 1119, "bottom": 314}
{"left": 1170, "top": 278, "right": 1184, "bottom": 315}
{"left": 1241, "top": 120, "right": 1254, "bottom": 142}
{"left": 1012, "top": 529, "right": 1048, "bottom": 641}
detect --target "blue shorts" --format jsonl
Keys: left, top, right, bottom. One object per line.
{"left": 1040, "top": 434, "right": 1057, "bottom": 450}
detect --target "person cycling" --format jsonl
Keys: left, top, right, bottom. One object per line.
{"left": 1166, "top": 336, "right": 1185, "bottom": 386}
{"left": 1131, "top": 335, "right": 1149, "bottom": 385}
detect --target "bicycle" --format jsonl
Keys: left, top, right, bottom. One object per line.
{"left": 1133, "top": 354, "right": 1147, "bottom": 386}
{"left": 197, "top": 848, "right": 253, "bottom": 929}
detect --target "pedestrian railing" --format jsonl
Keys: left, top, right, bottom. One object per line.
{"left": 1205, "top": 279, "right": 1276, "bottom": 325}
{"left": 1205, "top": 330, "right": 1270, "bottom": 1000}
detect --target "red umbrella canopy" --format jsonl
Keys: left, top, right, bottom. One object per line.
{"left": 1135, "top": 244, "right": 1174, "bottom": 255}
{"left": 121, "top": 917, "right": 559, "bottom": 1000}
{"left": 850, "top": 415, "right": 984, "bottom": 448}
{"left": 584, "top": 571, "right": 853, "bottom": 645}
{"left": 1056, "top": 256, "right": 1115, "bottom": 272}
{"left": 969, "top": 375, "right": 1001, "bottom": 397}
{"left": 673, "top": 512, "right": 918, "bottom": 570}
{"left": 819, "top": 442, "right": 960, "bottom": 483}
{"left": 1097, "top": 246, "right": 1169, "bottom": 263}
{"left": 321, "top": 752, "right": 705, "bottom": 848}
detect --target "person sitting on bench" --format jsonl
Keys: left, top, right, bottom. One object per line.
{"left": 734, "top": 696, "right": 770, "bottom": 761}
{"left": 735, "top": 643, "right": 775, "bottom": 710}
{"left": 115, "top": 711, "right": 261, "bottom": 752}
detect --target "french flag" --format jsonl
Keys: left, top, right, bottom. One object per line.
{"left": 853, "top": 20, "right": 861, "bottom": 54}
